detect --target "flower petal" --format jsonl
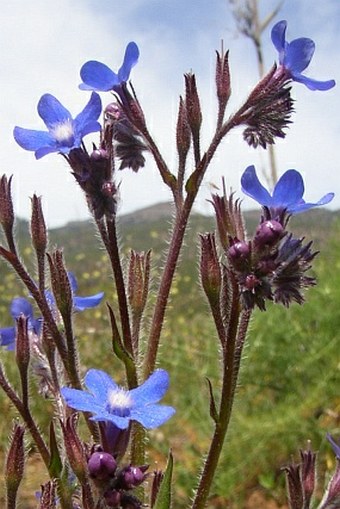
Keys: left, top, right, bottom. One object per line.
{"left": 61, "top": 386, "right": 104, "bottom": 413}
{"left": 38, "top": 94, "right": 72, "bottom": 129}
{"left": 289, "top": 192, "right": 334, "bottom": 214}
{"left": 272, "top": 170, "right": 304, "bottom": 206}
{"left": 240, "top": 166, "right": 273, "bottom": 206}
{"left": 73, "top": 292, "right": 104, "bottom": 311}
{"left": 13, "top": 127, "right": 55, "bottom": 152}
{"left": 291, "top": 73, "right": 336, "bottom": 91}
{"left": 271, "top": 20, "right": 287, "bottom": 53}
{"left": 74, "top": 92, "right": 102, "bottom": 135}
{"left": 118, "top": 42, "right": 140, "bottom": 82}
{"left": 34, "top": 145, "right": 60, "bottom": 159}
{"left": 84, "top": 369, "right": 118, "bottom": 402}
{"left": 285, "top": 38, "right": 315, "bottom": 73}
{"left": 0, "top": 326, "right": 16, "bottom": 348}
{"left": 10, "top": 297, "right": 34, "bottom": 320}
{"left": 80, "top": 61, "right": 119, "bottom": 91}
{"left": 130, "top": 369, "right": 170, "bottom": 406}
{"left": 131, "top": 404, "right": 175, "bottom": 429}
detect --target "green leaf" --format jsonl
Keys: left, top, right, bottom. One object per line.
{"left": 153, "top": 451, "right": 174, "bottom": 509}
{"left": 48, "top": 421, "right": 63, "bottom": 478}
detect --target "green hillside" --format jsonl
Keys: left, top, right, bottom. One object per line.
{"left": 0, "top": 204, "right": 339, "bottom": 508}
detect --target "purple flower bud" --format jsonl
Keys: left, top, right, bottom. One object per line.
{"left": 117, "top": 464, "right": 148, "bottom": 490}
{"left": 254, "top": 219, "right": 284, "bottom": 248}
{"left": 5, "top": 423, "right": 25, "bottom": 504}
{"left": 200, "top": 233, "right": 222, "bottom": 306}
{"left": 30, "top": 195, "right": 47, "bottom": 255}
{"left": 228, "top": 240, "right": 250, "bottom": 261}
{"left": 88, "top": 451, "right": 117, "bottom": 481}
{"left": 90, "top": 148, "right": 109, "bottom": 161}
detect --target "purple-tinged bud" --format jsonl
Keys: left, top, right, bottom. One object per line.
{"left": 176, "top": 96, "right": 191, "bottom": 160}
{"left": 0, "top": 175, "right": 14, "bottom": 232}
{"left": 128, "top": 250, "right": 151, "bottom": 317}
{"left": 117, "top": 464, "right": 149, "bottom": 490}
{"left": 105, "top": 102, "right": 121, "bottom": 121}
{"left": 216, "top": 48, "right": 231, "bottom": 111}
{"left": 30, "top": 195, "right": 47, "bottom": 255}
{"left": 90, "top": 148, "right": 110, "bottom": 161}
{"left": 282, "top": 462, "right": 303, "bottom": 509}
{"left": 60, "top": 415, "right": 88, "bottom": 483}
{"left": 200, "top": 233, "right": 222, "bottom": 306}
{"left": 184, "top": 73, "right": 202, "bottom": 139}
{"left": 0, "top": 175, "right": 16, "bottom": 253}
{"left": 104, "top": 489, "right": 122, "bottom": 508}
{"left": 118, "top": 83, "right": 147, "bottom": 134}
{"left": 210, "top": 191, "right": 246, "bottom": 251}
{"left": 47, "top": 250, "right": 73, "bottom": 317}
{"left": 244, "top": 273, "right": 260, "bottom": 291}
{"left": 38, "top": 481, "right": 57, "bottom": 509}
{"left": 254, "top": 220, "right": 284, "bottom": 248}
{"left": 228, "top": 240, "right": 251, "bottom": 262}
{"left": 300, "top": 446, "right": 317, "bottom": 508}
{"left": 88, "top": 451, "right": 117, "bottom": 481}
{"left": 5, "top": 422, "right": 25, "bottom": 505}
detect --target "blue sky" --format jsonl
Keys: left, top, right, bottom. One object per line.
{"left": 1, "top": 0, "right": 339, "bottom": 226}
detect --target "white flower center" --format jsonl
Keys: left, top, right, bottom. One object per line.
{"left": 51, "top": 119, "right": 75, "bottom": 144}
{"left": 107, "top": 388, "right": 132, "bottom": 417}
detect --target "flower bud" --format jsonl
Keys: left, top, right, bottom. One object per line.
{"left": 254, "top": 219, "right": 284, "bottom": 248}
{"left": 228, "top": 240, "right": 251, "bottom": 272}
{"left": 300, "top": 446, "right": 316, "bottom": 508}
{"left": 184, "top": 73, "right": 202, "bottom": 139}
{"left": 88, "top": 451, "right": 117, "bottom": 481}
{"left": 60, "top": 415, "right": 88, "bottom": 483}
{"left": 216, "top": 49, "right": 231, "bottom": 109}
{"left": 200, "top": 233, "right": 222, "bottom": 306}
{"left": 15, "top": 315, "right": 30, "bottom": 405}
{"left": 282, "top": 462, "right": 303, "bottom": 509}
{"left": 128, "top": 250, "right": 151, "bottom": 316}
{"left": 47, "top": 250, "right": 73, "bottom": 317}
{"left": 30, "top": 195, "right": 47, "bottom": 255}
{"left": 0, "top": 175, "right": 15, "bottom": 240}
{"left": 176, "top": 96, "right": 191, "bottom": 160}
{"left": 5, "top": 422, "right": 25, "bottom": 504}
{"left": 117, "top": 464, "right": 149, "bottom": 490}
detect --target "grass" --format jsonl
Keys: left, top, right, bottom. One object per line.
{"left": 0, "top": 211, "right": 339, "bottom": 507}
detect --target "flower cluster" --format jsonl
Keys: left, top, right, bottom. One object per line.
{"left": 210, "top": 166, "right": 334, "bottom": 310}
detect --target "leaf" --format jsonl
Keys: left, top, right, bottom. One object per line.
{"left": 153, "top": 451, "right": 174, "bottom": 509}
{"left": 206, "top": 377, "right": 218, "bottom": 423}
{"left": 48, "top": 421, "right": 63, "bottom": 478}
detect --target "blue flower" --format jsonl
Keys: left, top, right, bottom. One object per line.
{"left": 241, "top": 165, "right": 334, "bottom": 214}
{"left": 79, "top": 42, "right": 139, "bottom": 92}
{"left": 0, "top": 297, "right": 41, "bottom": 350}
{"left": 14, "top": 92, "right": 102, "bottom": 159}
{"left": 61, "top": 368, "right": 175, "bottom": 430}
{"left": 271, "top": 20, "right": 335, "bottom": 91}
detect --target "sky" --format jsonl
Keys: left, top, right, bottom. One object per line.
{"left": 0, "top": 0, "right": 339, "bottom": 227}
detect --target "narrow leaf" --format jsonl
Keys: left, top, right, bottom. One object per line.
{"left": 153, "top": 451, "right": 173, "bottom": 509}
{"left": 49, "top": 421, "right": 63, "bottom": 478}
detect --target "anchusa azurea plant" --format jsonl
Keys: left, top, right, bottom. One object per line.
{"left": 0, "top": 18, "right": 338, "bottom": 509}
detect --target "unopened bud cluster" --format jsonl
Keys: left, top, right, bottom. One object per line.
{"left": 87, "top": 448, "right": 148, "bottom": 508}
{"left": 207, "top": 192, "right": 318, "bottom": 311}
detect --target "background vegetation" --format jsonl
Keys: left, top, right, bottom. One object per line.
{"left": 0, "top": 204, "right": 339, "bottom": 508}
